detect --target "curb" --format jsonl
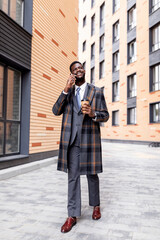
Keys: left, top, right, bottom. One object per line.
{"left": 0, "top": 156, "right": 58, "bottom": 181}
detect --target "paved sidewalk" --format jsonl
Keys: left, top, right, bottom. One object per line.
{"left": 0, "top": 142, "right": 160, "bottom": 240}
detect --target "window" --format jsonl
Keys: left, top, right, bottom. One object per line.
{"left": 100, "top": 34, "right": 105, "bottom": 53}
{"left": 82, "top": 41, "right": 86, "bottom": 52}
{"left": 113, "top": 21, "right": 119, "bottom": 42}
{"left": 91, "top": 14, "right": 95, "bottom": 36}
{"left": 0, "top": 0, "right": 24, "bottom": 26}
{"left": 113, "top": 0, "right": 120, "bottom": 13}
{"left": 151, "top": 0, "right": 160, "bottom": 13}
{"left": 151, "top": 64, "right": 160, "bottom": 91}
{"left": 128, "top": 40, "right": 137, "bottom": 63}
{"left": 128, "top": 74, "right": 137, "bottom": 98}
{"left": 91, "top": 67, "right": 95, "bottom": 84}
{"left": 0, "top": 65, "right": 21, "bottom": 156}
{"left": 127, "top": 107, "right": 136, "bottom": 124}
{"left": 83, "top": 61, "right": 86, "bottom": 71}
{"left": 113, "top": 81, "right": 119, "bottom": 102}
{"left": 91, "top": 43, "right": 95, "bottom": 60}
{"left": 151, "top": 24, "right": 160, "bottom": 52}
{"left": 100, "top": 2, "right": 105, "bottom": 27}
{"left": 150, "top": 102, "right": 160, "bottom": 123}
{"left": 113, "top": 51, "right": 119, "bottom": 72}
{"left": 99, "top": 61, "right": 105, "bottom": 79}
{"left": 128, "top": 5, "right": 136, "bottom": 31}
{"left": 83, "top": 16, "right": 86, "bottom": 27}
{"left": 112, "top": 110, "right": 119, "bottom": 126}
{"left": 91, "top": 0, "right": 95, "bottom": 8}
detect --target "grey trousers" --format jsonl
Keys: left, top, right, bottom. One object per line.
{"left": 67, "top": 145, "right": 100, "bottom": 217}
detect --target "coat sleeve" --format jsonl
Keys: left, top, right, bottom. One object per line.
{"left": 52, "top": 92, "right": 68, "bottom": 116}
{"left": 94, "top": 89, "right": 109, "bottom": 123}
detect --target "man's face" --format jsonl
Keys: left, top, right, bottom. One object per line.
{"left": 71, "top": 63, "right": 85, "bottom": 84}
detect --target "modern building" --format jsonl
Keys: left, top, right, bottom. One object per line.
{"left": 79, "top": 0, "right": 160, "bottom": 143}
{"left": 0, "top": 0, "right": 78, "bottom": 169}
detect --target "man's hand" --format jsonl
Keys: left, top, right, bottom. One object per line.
{"left": 81, "top": 102, "right": 95, "bottom": 118}
{"left": 64, "top": 74, "right": 76, "bottom": 93}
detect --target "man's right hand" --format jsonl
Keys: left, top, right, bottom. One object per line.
{"left": 64, "top": 74, "right": 76, "bottom": 93}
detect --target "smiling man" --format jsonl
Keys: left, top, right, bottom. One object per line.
{"left": 52, "top": 61, "right": 109, "bottom": 233}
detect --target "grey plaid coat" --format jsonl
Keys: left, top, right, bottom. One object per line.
{"left": 52, "top": 83, "right": 109, "bottom": 175}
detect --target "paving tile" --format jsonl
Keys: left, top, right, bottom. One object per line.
{"left": 0, "top": 142, "right": 160, "bottom": 240}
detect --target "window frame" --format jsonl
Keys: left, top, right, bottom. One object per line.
{"left": 151, "top": 0, "right": 160, "bottom": 13}
{"left": 150, "top": 102, "right": 160, "bottom": 123}
{"left": 99, "top": 60, "right": 105, "bottom": 79}
{"left": 82, "top": 40, "right": 86, "bottom": 52}
{"left": 113, "top": 20, "right": 120, "bottom": 42}
{"left": 100, "top": 34, "right": 105, "bottom": 53}
{"left": 150, "top": 63, "right": 160, "bottom": 92}
{"left": 0, "top": 63, "right": 22, "bottom": 157}
{"left": 91, "top": 14, "right": 95, "bottom": 36}
{"left": 128, "top": 39, "right": 137, "bottom": 64}
{"left": 113, "top": 51, "right": 120, "bottom": 72}
{"left": 91, "top": 42, "right": 95, "bottom": 60}
{"left": 112, "top": 110, "right": 119, "bottom": 126}
{"left": 112, "top": 81, "right": 120, "bottom": 102}
{"left": 127, "top": 107, "right": 137, "bottom": 125}
{"left": 91, "top": 67, "right": 95, "bottom": 84}
{"left": 113, "top": 0, "right": 120, "bottom": 13}
{"left": 0, "top": 0, "right": 24, "bottom": 26}
{"left": 128, "top": 5, "right": 136, "bottom": 31}
{"left": 127, "top": 73, "right": 137, "bottom": 98}
{"left": 100, "top": 2, "right": 105, "bottom": 28}
{"left": 151, "top": 23, "right": 160, "bottom": 52}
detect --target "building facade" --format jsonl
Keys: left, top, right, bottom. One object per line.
{"left": 79, "top": 0, "right": 160, "bottom": 143}
{"left": 0, "top": 0, "right": 78, "bottom": 169}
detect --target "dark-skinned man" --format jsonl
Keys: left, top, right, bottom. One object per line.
{"left": 52, "top": 61, "right": 109, "bottom": 233}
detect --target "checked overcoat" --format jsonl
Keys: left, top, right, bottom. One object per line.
{"left": 52, "top": 83, "right": 109, "bottom": 175}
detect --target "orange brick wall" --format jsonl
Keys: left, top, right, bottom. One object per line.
{"left": 79, "top": 0, "right": 160, "bottom": 142}
{"left": 30, "top": 0, "right": 78, "bottom": 154}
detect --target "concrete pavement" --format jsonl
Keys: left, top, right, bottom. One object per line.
{"left": 0, "top": 142, "right": 160, "bottom": 240}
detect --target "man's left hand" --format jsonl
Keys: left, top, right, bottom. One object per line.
{"left": 81, "top": 103, "right": 95, "bottom": 118}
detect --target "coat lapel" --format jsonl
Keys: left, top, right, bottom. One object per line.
{"left": 85, "top": 83, "right": 95, "bottom": 104}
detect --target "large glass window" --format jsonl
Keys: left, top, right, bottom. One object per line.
{"left": 113, "top": 51, "right": 119, "bottom": 72}
{"left": 0, "top": 65, "right": 21, "bottom": 156}
{"left": 100, "top": 2, "right": 105, "bottom": 27}
{"left": 151, "top": 64, "right": 160, "bottom": 91}
{"left": 127, "top": 107, "right": 136, "bottom": 124}
{"left": 128, "top": 39, "right": 137, "bottom": 63}
{"left": 151, "top": 24, "right": 160, "bottom": 52}
{"left": 128, "top": 74, "right": 137, "bottom": 98}
{"left": 113, "top": 20, "right": 119, "bottom": 42}
{"left": 113, "top": 81, "right": 119, "bottom": 102}
{"left": 0, "top": 0, "right": 24, "bottom": 26}
{"left": 128, "top": 5, "right": 136, "bottom": 31}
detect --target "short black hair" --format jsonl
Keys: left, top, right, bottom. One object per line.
{"left": 69, "top": 61, "right": 82, "bottom": 72}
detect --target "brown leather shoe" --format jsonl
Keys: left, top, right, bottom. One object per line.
{"left": 61, "top": 217, "right": 77, "bottom": 233}
{"left": 92, "top": 206, "right": 101, "bottom": 220}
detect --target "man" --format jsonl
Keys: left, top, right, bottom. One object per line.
{"left": 52, "top": 61, "right": 109, "bottom": 233}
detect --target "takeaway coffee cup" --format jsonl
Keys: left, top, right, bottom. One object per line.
{"left": 81, "top": 99, "right": 89, "bottom": 114}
